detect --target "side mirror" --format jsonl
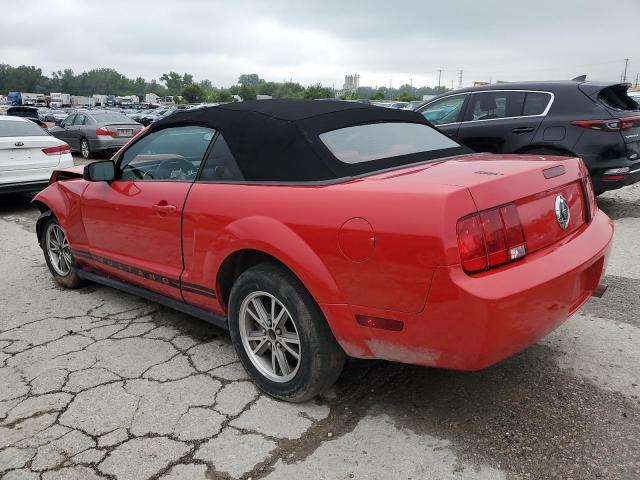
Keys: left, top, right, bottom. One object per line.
{"left": 84, "top": 160, "right": 116, "bottom": 182}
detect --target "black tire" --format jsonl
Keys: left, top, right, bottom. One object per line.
{"left": 80, "top": 138, "right": 91, "bottom": 160}
{"left": 228, "top": 263, "right": 345, "bottom": 402}
{"left": 41, "top": 216, "right": 87, "bottom": 289}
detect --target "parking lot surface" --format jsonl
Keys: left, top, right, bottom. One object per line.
{"left": 0, "top": 158, "right": 639, "bottom": 479}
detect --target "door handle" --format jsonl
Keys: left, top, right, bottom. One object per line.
{"left": 446, "top": 133, "right": 457, "bottom": 138}
{"left": 152, "top": 203, "right": 177, "bottom": 215}
{"left": 512, "top": 126, "right": 534, "bottom": 134}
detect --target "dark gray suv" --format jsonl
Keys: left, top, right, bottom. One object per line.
{"left": 416, "top": 80, "right": 640, "bottom": 193}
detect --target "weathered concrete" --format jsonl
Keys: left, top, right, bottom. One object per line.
{"left": 0, "top": 182, "right": 638, "bottom": 479}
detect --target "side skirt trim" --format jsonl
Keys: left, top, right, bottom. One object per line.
{"left": 77, "top": 269, "right": 228, "bottom": 331}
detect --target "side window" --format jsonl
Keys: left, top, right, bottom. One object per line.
{"left": 75, "top": 114, "right": 87, "bottom": 126}
{"left": 63, "top": 114, "right": 76, "bottom": 127}
{"left": 199, "top": 134, "right": 245, "bottom": 181}
{"left": 523, "top": 92, "right": 552, "bottom": 116}
{"left": 419, "top": 95, "right": 466, "bottom": 125}
{"left": 119, "top": 126, "right": 215, "bottom": 182}
{"left": 467, "top": 91, "right": 526, "bottom": 121}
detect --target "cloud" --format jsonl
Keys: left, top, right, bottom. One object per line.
{"left": 1, "top": 0, "right": 638, "bottom": 88}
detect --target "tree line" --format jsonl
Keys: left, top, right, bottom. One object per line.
{"left": 0, "top": 64, "right": 448, "bottom": 103}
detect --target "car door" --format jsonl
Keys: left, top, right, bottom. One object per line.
{"left": 180, "top": 133, "right": 246, "bottom": 313}
{"left": 52, "top": 114, "right": 75, "bottom": 145}
{"left": 416, "top": 94, "right": 469, "bottom": 139}
{"left": 68, "top": 113, "right": 88, "bottom": 151}
{"left": 80, "top": 125, "right": 215, "bottom": 300}
{"left": 457, "top": 91, "right": 545, "bottom": 153}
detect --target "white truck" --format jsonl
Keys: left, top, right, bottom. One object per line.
{"left": 92, "top": 94, "right": 108, "bottom": 106}
{"left": 144, "top": 93, "right": 160, "bottom": 104}
{"left": 22, "top": 93, "right": 47, "bottom": 107}
{"left": 119, "top": 95, "right": 140, "bottom": 106}
{"left": 50, "top": 93, "right": 71, "bottom": 108}
{"left": 71, "top": 96, "right": 95, "bottom": 107}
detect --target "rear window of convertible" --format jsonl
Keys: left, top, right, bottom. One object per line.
{"left": 319, "top": 122, "right": 460, "bottom": 164}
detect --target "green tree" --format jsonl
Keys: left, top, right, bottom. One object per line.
{"left": 340, "top": 91, "right": 356, "bottom": 100}
{"left": 0, "top": 64, "right": 50, "bottom": 93}
{"left": 238, "top": 74, "right": 262, "bottom": 86}
{"left": 369, "top": 92, "right": 385, "bottom": 100}
{"left": 181, "top": 84, "right": 205, "bottom": 103}
{"left": 210, "top": 89, "right": 233, "bottom": 102}
{"left": 303, "top": 83, "right": 333, "bottom": 99}
{"left": 160, "top": 72, "right": 189, "bottom": 96}
{"left": 238, "top": 84, "right": 257, "bottom": 101}
{"left": 396, "top": 91, "right": 419, "bottom": 102}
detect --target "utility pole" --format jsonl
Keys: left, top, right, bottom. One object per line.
{"left": 451, "top": 80, "right": 454, "bottom": 90}
{"left": 410, "top": 77, "right": 413, "bottom": 92}
{"left": 635, "top": 72, "right": 639, "bottom": 88}
{"left": 458, "top": 70, "right": 463, "bottom": 89}
{"left": 622, "top": 58, "right": 629, "bottom": 83}
{"left": 437, "top": 69, "right": 442, "bottom": 90}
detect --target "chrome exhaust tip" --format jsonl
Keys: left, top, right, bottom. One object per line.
{"left": 592, "top": 284, "right": 608, "bottom": 298}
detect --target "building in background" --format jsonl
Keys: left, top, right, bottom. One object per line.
{"left": 342, "top": 74, "right": 360, "bottom": 94}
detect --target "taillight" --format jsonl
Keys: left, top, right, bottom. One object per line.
{"left": 456, "top": 203, "right": 527, "bottom": 274}
{"left": 96, "top": 127, "right": 117, "bottom": 136}
{"left": 42, "top": 144, "right": 71, "bottom": 155}
{"left": 571, "top": 115, "right": 640, "bottom": 132}
{"left": 581, "top": 175, "right": 597, "bottom": 221}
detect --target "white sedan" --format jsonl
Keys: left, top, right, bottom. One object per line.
{"left": 0, "top": 116, "right": 74, "bottom": 195}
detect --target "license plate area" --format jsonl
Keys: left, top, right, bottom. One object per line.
{"left": 118, "top": 129, "right": 133, "bottom": 137}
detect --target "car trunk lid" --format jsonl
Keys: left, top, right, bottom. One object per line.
{"left": 0, "top": 137, "right": 64, "bottom": 171}
{"left": 101, "top": 123, "right": 142, "bottom": 139}
{"left": 371, "top": 153, "right": 591, "bottom": 255}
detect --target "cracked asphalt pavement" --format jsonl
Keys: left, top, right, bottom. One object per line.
{"left": 0, "top": 179, "right": 639, "bottom": 479}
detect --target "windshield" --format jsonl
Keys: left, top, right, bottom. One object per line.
{"left": 319, "top": 122, "right": 460, "bottom": 164}
{"left": 0, "top": 119, "right": 47, "bottom": 137}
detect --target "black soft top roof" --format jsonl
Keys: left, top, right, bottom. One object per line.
{"left": 151, "top": 99, "right": 467, "bottom": 182}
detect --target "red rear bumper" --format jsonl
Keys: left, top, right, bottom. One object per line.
{"left": 322, "top": 209, "right": 613, "bottom": 370}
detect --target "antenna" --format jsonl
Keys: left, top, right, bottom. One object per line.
{"left": 622, "top": 58, "right": 629, "bottom": 83}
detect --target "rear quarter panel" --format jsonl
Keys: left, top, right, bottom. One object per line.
{"left": 181, "top": 177, "right": 476, "bottom": 316}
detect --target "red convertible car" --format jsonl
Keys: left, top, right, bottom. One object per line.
{"left": 33, "top": 100, "right": 613, "bottom": 401}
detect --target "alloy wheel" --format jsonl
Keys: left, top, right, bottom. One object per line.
{"left": 81, "top": 140, "right": 90, "bottom": 159}
{"left": 239, "top": 291, "right": 301, "bottom": 383}
{"left": 46, "top": 223, "right": 72, "bottom": 276}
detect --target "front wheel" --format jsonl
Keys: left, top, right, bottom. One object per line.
{"left": 42, "top": 217, "right": 86, "bottom": 289}
{"left": 228, "top": 263, "right": 345, "bottom": 402}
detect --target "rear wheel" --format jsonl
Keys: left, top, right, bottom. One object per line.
{"left": 228, "top": 263, "right": 345, "bottom": 402}
{"left": 42, "top": 217, "right": 86, "bottom": 289}
{"left": 80, "top": 138, "right": 91, "bottom": 159}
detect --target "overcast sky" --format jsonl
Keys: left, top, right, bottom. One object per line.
{"left": 2, "top": 0, "right": 639, "bottom": 89}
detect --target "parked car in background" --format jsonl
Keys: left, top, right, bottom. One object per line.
{"left": 33, "top": 100, "right": 611, "bottom": 401}
{"left": 139, "top": 107, "right": 175, "bottom": 126}
{"left": 627, "top": 90, "right": 640, "bottom": 106}
{"left": 0, "top": 116, "right": 73, "bottom": 194}
{"left": 388, "top": 101, "right": 411, "bottom": 109}
{"left": 48, "top": 109, "right": 68, "bottom": 125}
{"left": 416, "top": 80, "right": 640, "bottom": 194}
{"left": 6, "top": 106, "right": 49, "bottom": 129}
{"left": 49, "top": 110, "right": 142, "bottom": 159}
